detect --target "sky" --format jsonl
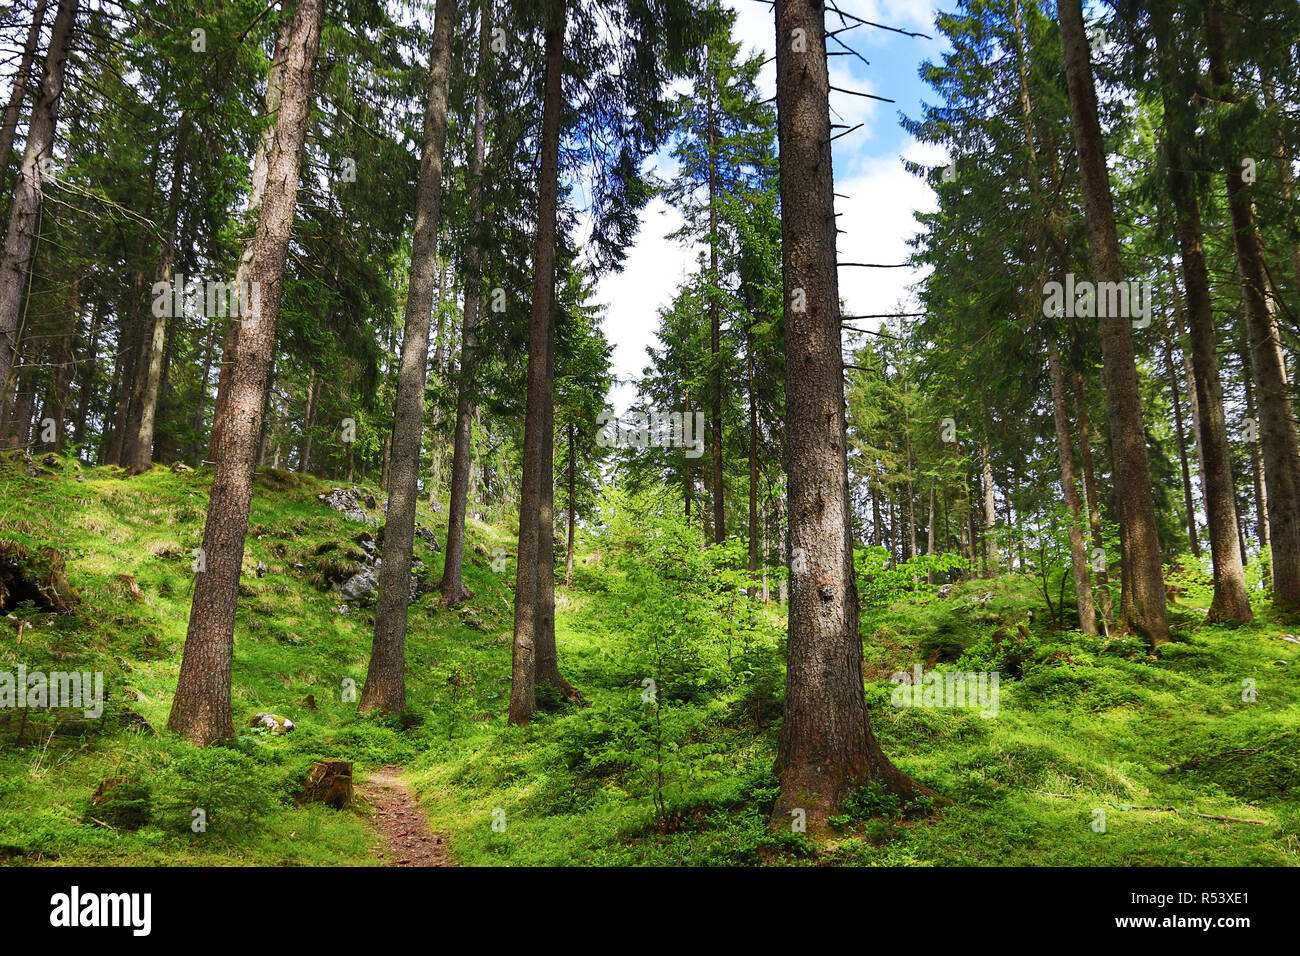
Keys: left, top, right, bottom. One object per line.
{"left": 593, "top": 0, "right": 952, "bottom": 414}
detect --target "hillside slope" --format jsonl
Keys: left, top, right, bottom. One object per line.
{"left": 1, "top": 456, "right": 1296, "bottom": 866}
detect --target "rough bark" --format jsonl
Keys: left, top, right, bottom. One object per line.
{"left": 707, "top": 71, "right": 724, "bottom": 546}
{"left": 508, "top": 0, "right": 563, "bottom": 726}
{"left": 1074, "top": 371, "right": 1114, "bottom": 634}
{"left": 533, "top": 297, "right": 573, "bottom": 702}
{"left": 980, "top": 443, "right": 997, "bottom": 574}
{"left": 359, "top": 0, "right": 456, "bottom": 714}
{"left": 565, "top": 420, "right": 576, "bottom": 587}
{"left": 209, "top": 14, "right": 293, "bottom": 464}
{"left": 128, "top": 122, "right": 189, "bottom": 474}
{"left": 1205, "top": 4, "right": 1300, "bottom": 610}
{"left": 1057, "top": 0, "right": 1168, "bottom": 644}
{"left": 747, "top": 329, "right": 759, "bottom": 596}
{"left": 1158, "top": 71, "right": 1252, "bottom": 621}
{"left": 0, "top": 0, "right": 49, "bottom": 178}
{"left": 0, "top": 0, "right": 77, "bottom": 419}
{"left": 1048, "top": 340, "right": 1097, "bottom": 634}
{"left": 1239, "top": 324, "right": 1270, "bottom": 587}
{"left": 771, "top": 0, "right": 921, "bottom": 835}
{"left": 440, "top": 0, "right": 491, "bottom": 608}
{"left": 167, "top": 0, "right": 321, "bottom": 745}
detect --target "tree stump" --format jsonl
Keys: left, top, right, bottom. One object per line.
{"left": 302, "top": 760, "right": 352, "bottom": 809}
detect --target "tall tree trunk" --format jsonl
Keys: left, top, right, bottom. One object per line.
{"left": 1259, "top": 72, "right": 1300, "bottom": 297}
{"left": 1074, "top": 372, "right": 1114, "bottom": 634}
{"left": 1239, "top": 324, "right": 1270, "bottom": 588}
{"left": 168, "top": 0, "right": 322, "bottom": 745}
{"left": 298, "top": 365, "right": 318, "bottom": 473}
{"left": 209, "top": 13, "right": 294, "bottom": 464}
{"left": 707, "top": 70, "right": 724, "bottom": 546}
{"left": 533, "top": 296, "right": 572, "bottom": 702}
{"left": 0, "top": 0, "right": 49, "bottom": 179}
{"left": 980, "top": 443, "right": 997, "bottom": 574}
{"left": 747, "top": 328, "right": 759, "bottom": 596}
{"left": 73, "top": 294, "right": 101, "bottom": 454}
{"left": 1048, "top": 341, "right": 1098, "bottom": 633}
{"left": 1057, "top": 0, "right": 1168, "bottom": 644}
{"left": 565, "top": 419, "right": 576, "bottom": 587}
{"left": 440, "top": 2, "right": 491, "bottom": 607}
{"left": 1157, "top": 64, "right": 1252, "bottom": 621}
{"left": 1169, "top": 262, "right": 1207, "bottom": 503}
{"left": 1162, "top": 326, "right": 1199, "bottom": 557}
{"left": 359, "top": 0, "right": 456, "bottom": 714}
{"left": 0, "top": 0, "right": 77, "bottom": 420}
{"left": 1205, "top": 7, "right": 1300, "bottom": 610}
{"left": 771, "top": 0, "right": 920, "bottom": 834}
{"left": 44, "top": 275, "right": 78, "bottom": 451}
{"left": 508, "top": 0, "right": 563, "bottom": 726}
{"left": 106, "top": 158, "right": 154, "bottom": 468}
{"left": 189, "top": 318, "right": 219, "bottom": 466}
{"left": 926, "top": 483, "right": 936, "bottom": 586}
{"left": 129, "top": 121, "right": 189, "bottom": 474}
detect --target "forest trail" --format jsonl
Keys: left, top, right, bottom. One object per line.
{"left": 358, "top": 766, "right": 450, "bottom": 867}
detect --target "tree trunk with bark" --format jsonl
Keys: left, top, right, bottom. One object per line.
{"left": 771, "top": 0, "right": 922, "bottom": 835}
{"left": 129, "top": 122, "right": 189, "bottom": 474}
{"left": 358, "top": 0, "right": 456, "bottom": 714}
{"left": 168, "top": 0, "right": 321, "bottom": 745}
{"left": 1205, "top": 6, "right": 1300, "bottom": 610}
{"left": 0, "top": 0, "right": 77, "bottom": 420}
{"left": 208, "top": 14, "right": 294, "bottom": 465}
{"left": 0, "top": 0, "right": 49, "bottom": 179}
{"left": 1158, "top": 67, "right": 1252, "bottom": 621}
{"left": 440, "top": 0, "right": 491, "bottom": 608}
{"left": 508, "top": 0, "right": 563, "bottom": 726}
{"left": 1057, "top": 0, "right": 1168, "bottom": 644}
{"left": 1048, "top": 340, "right": 1097, "bottom": 634}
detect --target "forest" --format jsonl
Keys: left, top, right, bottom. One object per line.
{"left": 0, "top": 0, "right": 1296, "bottom": 880}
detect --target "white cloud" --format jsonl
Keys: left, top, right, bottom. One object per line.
{"left": 594, "top": 197, "right": 701, "bottom": 415}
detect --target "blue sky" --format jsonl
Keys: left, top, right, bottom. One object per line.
{"left": 595, "top": 0, "right": 953, "bottom": 413}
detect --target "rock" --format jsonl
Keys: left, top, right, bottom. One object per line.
{"left": 317, "top": 487, "right": 376, "bottom": 526}
{"left": 335, "top": 604, "right": 350, "bottom": 614}
{"left": 414, "top": 525, "right": 440, "bottom": 552}
{"left": 171, "top": 462, "right": 192, "bottom": 473}
{"left": 255, "top": 562, "right": 267, "bottom": 578}
{"left": 937, "top": 584, "right": 954, "bottom": 599}
{"left": 24, "top": 467, "right": 37, "bottom": 477}
{"left": 341, "top": 568, "right": 379, "bottom": 602}
{"left": 430, "top": 499, "right": 445, "bottom": 514}
{"left": 363, "top": 493, "right": 377, "bottom": 510}
{"left": 301, "top": 760, "right": 352, "bottom": 810}
{"left": 86, "top": 778, "right": 151, "bottom": 831}
{"left": 249, "top": 712, "right": 295, "bottom": 734}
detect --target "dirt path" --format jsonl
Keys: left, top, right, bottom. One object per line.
{"left": 358, "top": 765, "right": 449, "bottom": 867}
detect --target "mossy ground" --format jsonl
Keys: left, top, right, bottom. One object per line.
{"left": 1, "top": 456, "right": 1296, "bottom": 865}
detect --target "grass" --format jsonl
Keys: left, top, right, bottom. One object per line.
{"left": 1, "top": 454, "right": 1296, "bottom": 866}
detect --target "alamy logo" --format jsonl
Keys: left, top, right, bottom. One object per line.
{"left": 151, "top": 274, "right": 261, "bottom": 322}
{"left": 49, "top": 886, "right": 151, "bottom": 936}
{"left": 0, "top": 665, "right": 103, "bottom": 718}
{"left": 890, "top": 664, "right": 999, "bottom": 718}
{"left": 1042, "top": 273, "right": 1151, "bottom": 327}
{"left": 596, "top": 407, "right": 704, "bottom": 459}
